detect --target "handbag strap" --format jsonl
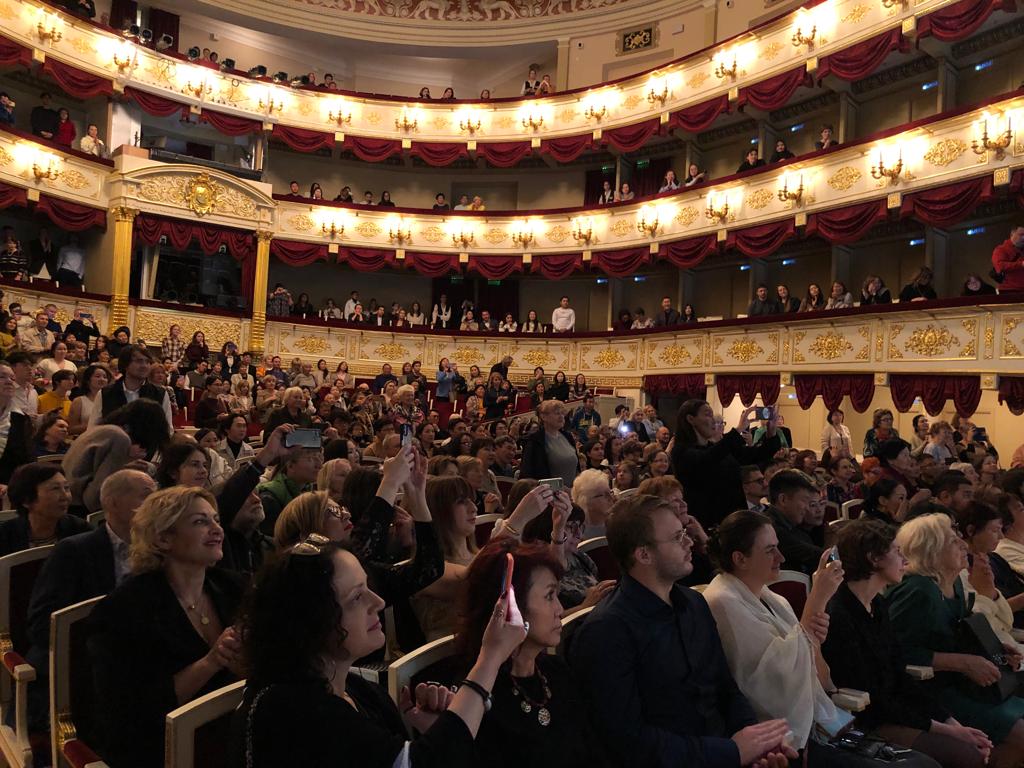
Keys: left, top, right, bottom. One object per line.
{"left": 245, "top": 685, "right": 273, "bottom": 768}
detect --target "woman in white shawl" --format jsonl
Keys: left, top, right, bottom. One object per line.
{"left": 704, "top": 510, "right": 935, "bottom": 766}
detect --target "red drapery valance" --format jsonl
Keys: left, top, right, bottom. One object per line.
{"left": 410, "top": 142, "right": 468, "bottom": 167}
{"left": 35, "top": 195, "right": 106, "bottom": 231}
{"left": 889, "top": 374, "right": 982, "bottom": 417}
{"left": 997, "top": 376, "right": 1024, "bottom": 412}
{"left": 0, "top": 35, "right": 31, "bottom": 68}
{"left": 338, "top": 247, "right": 396, "bottom": 271}
{"left": 477, "top": 142, "right": 532, "bottom": 168}
{"left": 468, "top": 254, "right": 522, "bottom": 279}
{"left": 726, "top": 219, "right": 794, "bottom": 258}
{"left": 593, "top": 246, "right": 651, "bottom": 277}
{"left": 41, "top": 59, "right": 113, "bottom": 99}
{"left": 900, "top": 176, "right": 994, "bottom": 227}
{"left": 670, "top": 95, "right": 730, "bottom": 133}
{"left": 737, "top": 67, "right": 812, "bottom": 111}
{"left": 532, "top": 252, "right": 581, "bottom": 280}
{"left": 643, "top": 374, "right": 707, "bottom": 400}
{"left": 342, "top": 135, "right": 402, "bottom": 163}
{"left": 604, "top": 119, "right": 660, "bottom": 153}
{"left": 917, "top": 0, "right": 1015, "bottom": 41}
{"left": 0, "top": 182, "right": 27, "bottom": 210}
{"left": 659, "top": 236, "right": 719, "bottom": 269}
{"left": 125, "top": 86, "right": 189, "bottom": 118}
{"left": 540, "top": 135, "right": 593, "bottom": 163}
{"left": 806, "top": 199, "right": 889, "bottom": 244}
{"left": 716, "top": 374, "right": 781, "bottom": 407}
{"left": 199, "top": 109, "right": 262, "bottom": 136}
{"left": 272, "top": 124, "right": 335, "bottom": 153}
{"left": 817, "top": 28, "right": 907, "bottom": 82}
{"left": 405, "top": 251, "right": 459, "bottom": 277}
{"left": 270, "top": 239, "right": 329, "bottom": 266}
{"left": 794, "top": 374, "right": 875, "bottom": 412}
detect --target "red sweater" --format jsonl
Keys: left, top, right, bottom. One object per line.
{"left": 993, "top": 238, "right": 1024, "bottom": 292}
{"left": 54, "top": 120, "right": 76, "bottom": 147}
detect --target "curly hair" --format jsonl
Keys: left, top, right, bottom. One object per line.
{"left": 836, "top": 518, "right": 897, "bottom": 582}
{"left": 129, "top": 486, "right": 217, "bottom": 573}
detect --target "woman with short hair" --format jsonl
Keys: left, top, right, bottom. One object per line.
{"left": 0, "top": 462, "right": 86, "bottom": 555}
{"left": 156, "top": 437, "right": 211, "bottom": 489}
{"left": 864, "top": 408, "right": 899, "bottom": 458}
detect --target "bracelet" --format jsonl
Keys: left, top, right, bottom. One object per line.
{"left": 503, "top": 522, "right": 520, "bottom": 537}
{"left": 459, "top": 679, "right": 492, "bottom": 712}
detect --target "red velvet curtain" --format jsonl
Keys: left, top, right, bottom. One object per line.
{"left": 726, "top": 220, "right": 794, "bottom": 258}
{"left": 109, "top": 0, "right": 138, "bottom": 30}
{"left": 631, "top": 156, "right": 673, "bottom": 198}
{"left": 532, "top": 252, "right": 581, "bottom": 279}
{"left": 737, "top": 67, "right": 812, "bottom": 111}
{"left": 604, "top": 118, "right": 660, "bottom": 153}
{"left": 199, "top": 109, "right": 262, "bottom": 136}
{"left": 900, "top": 176, "right": 993, "bottom": 227}
{"left": 148, "top": 8, "right": 179, "bottom": 54}
{"left": 593, "top": 246, "right": 651, "bottom": 277}
{"left": 41, "top": 60, "right": 113, "bottom": 99}
{"left": 889, "top": 374, "right": 982, "bottom": 417}
{"left": 477, "top": 142, "right": 532, "bottom": 168}
{"left": 716, "top": 374, "right": 781, "bottom": 407}
{"left": 339, "top": 247, "right": 396, "bottom": 271}
{"left": 670, "top": 95, "right": 729, "bottom": 133}
{"left": 643, "top": 373, "right": 707, "bottom": 400}
{"left": 806, "top": 199, "right": 888, "bottom": 244}
{"left": 405, "top": 251, "right": 459, "bottom": 277}
{"left": 270, "top": 239, "right": 329, "bottom": 266}
{"left": 0, "top": 182, "right": 27, "bottom": 210}
{"left": 410, "top": 142, "right": 468, "bottom": 167}
{"left": 997, "top": 376, "right": 1024, "bottom": 412}
{"left": 0, "top": 35, "right": 31, "bottom": 67}
{"left": 817, "top": 28, "right": 907, "bottom": 82}
{"left": 793, "top": 374, "right": 875, "bottom": 412}
{"left": 342, "top": 136, "right": 402, "bottom": 163}
{"left": 540, "top": 135, "right": 593, "bottom": 163}
{"left": 126, "top": 86, "right": 189, "bottom": 118}
{"left": 35, "top": 195, "right": 106, "bottom": 231}
{"left": 468, "top": 254, "right": 522, "bottom": 279}
{"left": 917, "top": 0, "right": 1015, "bottom": 41}
{"left": 659, "top": 235, "right": 719, "bottom": 268}
{"left": 272, "top": 124, "right": 335, "bottom": 153}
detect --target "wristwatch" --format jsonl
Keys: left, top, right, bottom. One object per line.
{"left": 459, "top": 678, "right": 493, "bottom": 712}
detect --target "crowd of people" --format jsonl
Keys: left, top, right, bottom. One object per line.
{"left": 0, "top": 90, "right": 108, "bottom": 158}
{"left": 0, "top": 224, "right": 88, "bottom": 284}
{"left": 2, "top": 305, "right": 1024, "bottom": 767}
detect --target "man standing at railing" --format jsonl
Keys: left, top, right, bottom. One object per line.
{"left": 992, "top": 224, "right": 1024, "bottom": 293}
{"left": 551, "top": 296, "right": 575, "bottom": 333}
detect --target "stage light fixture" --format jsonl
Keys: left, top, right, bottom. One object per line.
{"left": 187, "top": 46, "right": 201, "bottom": 61}
{"left": 156, "top": 34, "right": 174, "bottom": 51}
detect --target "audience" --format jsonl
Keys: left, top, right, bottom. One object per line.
{"left": 0, "top": 462, "right": 88, "bottom": 555}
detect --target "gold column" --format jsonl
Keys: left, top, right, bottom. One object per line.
{"left": 249, "top": 230, "right": 273, "bottom": 353}
{"left": 109, "top": 206, "right": 138, "bottom": 332}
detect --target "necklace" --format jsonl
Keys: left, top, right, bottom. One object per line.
{"left": 182, "top": 594, "right": 211, "bottom": 626}
{"left": 510, "top": 666, "right": 552, "bottom": 727}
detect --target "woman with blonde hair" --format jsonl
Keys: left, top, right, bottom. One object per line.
{"left": 316, "top": 458, "right": 352, "bottom": 503}
{"left": 89, "top": 486, "right": 244, "bottom": 768}
{"left": 229, "top": 379, "right": 253, "bottom": 414}
{"left": 273, "top": 490, "right": 352, "bottom": 550}
{"left": 889, "top": 514, "right": 1024, "bottom": 767}
{"left": 456, "top": 455, "right": 501, "bottom": 515}
{"left": 254, "top": 375, "right": 281, "bottom": 425}
{"left": 571, "top": 468, "right": 615, "bottom": 540}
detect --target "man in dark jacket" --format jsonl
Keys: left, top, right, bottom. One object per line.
{"left": 746, "top": 285, "right": 782, "bottom": 316}
{"left": 30, "top": 92, "right": 58, "bottom": 139}
{"left": 652, "top": 296, "right": 680, "bottom": 327}
{"left": 27, "top": 227, "right": 59, "bottom": 278}
{"left": 371, "top": 363, "right": 398, "bottom": 393}
{"left": 96, "top": 344, "right": 171, "bottom": 429}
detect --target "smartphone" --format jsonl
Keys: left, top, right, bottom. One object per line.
{"left": 539, "top": 477, "right": 563, "bottom": 492}
{"left": 79, "top": 312, "right": 92, "bottom": 319}
{"left": 501, "top": 552, "right": 515, "bottom": 620}
{"left": 757, "top": 406, "right": 773, "bottom": 421}
{"left": 285, "top": 428, "right": 321, "bottom": 449}
{"left": 400, "top": 422, "right": 413, "bottom": 448}
{"left": 826, "top": 545, "right": 840, "bottom": 564}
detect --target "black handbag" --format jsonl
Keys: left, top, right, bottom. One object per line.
{"left": 956, "top": 612, "right": 1017, "bottom": 704}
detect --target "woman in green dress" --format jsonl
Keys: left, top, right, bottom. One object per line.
{"left": 889, "top": 513, "right": 1024, "bottom": 768}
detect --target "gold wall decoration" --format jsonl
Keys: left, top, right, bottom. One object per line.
{"left": 593, "top": 348, "right": 626, "bottom": 368}
{"left": 857, "top": 325, "right": 871, "bottom": 360}
{"left": 1003, "top": 317, "right": 1022, "bottom": 357}
{"left": 521, "top": 349, "right": 556, "bottom": 368}
{"left": 623, "top": 94, "right": 643, "bottom": 110}
{"left": 674, "top": 207, "right": 699, "bottom": 227}
{"left": 611, "top": 219, "right": 633, "bottom": 237}
{"left": 559, "top": 108, "right": 578, "bottom": 124}
{"left": 727, "top": 338, "right": 764, "bottom": 363}
{"left": 496, "top": 115, "right": 518, "bottom": 130}
{"left": 0, "top": 2, "right": 15, "bottom": 18}
{"left": 841, "top": 4, "right": 870, "bottom": 23}
{"left": 365, "top": 111, "right": 382, "bottom": 125}
{"left": 184, "top": 173, "right": 220, "bottom": 217}
{"left": 356, "top": 221, "right": 383, "bottom": 238}
{"left": 616, "top": 24, "right": 658, "bottom": 56}
{"left": 984, "top": 324, "right": 995, "bottom": 359}
{"left": 139, "top": 176, "right": 185, "bottom": 206}
{"left": 134, "top": 310, "right": 240, "bottom": 351}
{"left": 289, "top": 214, "right": 315, "bottom": 232}
{"left": 761, "top": 42, "right": 784, "bottom": 60}
{"left": 450, "top": 346, "right": 483, "bottom": 365}
{"left": 903, "top": 323, "right": 959, "bottom": 357}
{"left": 766, "top": 332, "right": 779, "bottom": 364}
{"left": 546, "top": 224, "right": 569, "bottom": 244}
{"left": 923, "top": 139, "right": 967, "bottom": 167}
{"left": 658, "top": 344, "right": 691, "bottom": 367}
{"left": 827, "top": 167, "right": 862, "bottom": 191}
{"left": 484, "top": 227, "right": 507, "bottom": 245}
{"left": 809, "top": 330, "right": 853, "bottom": 360}
{"left": 421, "top": 226, "right": 444, "bottom": 243}
{"left": 746, "top": 188, "right": 775, "bottom": 210}
{"left": 373, "top": 342, "right": 409, "bottom": 360}
{"left": 959, "top": 318, "right": 978, "bottom": 358}
{"left": 139, "top": 173, "right": 260, "bottom": 223}
{"left": 431, "top": 116, "right": 451, "bottom": 130}
{"left": 888, "top": 323, "right": 904, "bottom": 359}
{"left": 58, "top": 168, "right": 89, "bottom": 190}
{"left": 0, "top": 146, "right": 14, "bottom": 166}
{"left": 686, "top": 71, "right": 710, "bottom": 89}
{"left": 791, "top": 330, "right": 806, "bottom": 363}
{"left": 69, "top": 36, "right": 96, "bottom": 55}
{"left": 293, "top": 335, "right": 331, "bottom": 354}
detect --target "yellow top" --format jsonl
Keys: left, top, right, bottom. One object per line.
{"left": 37, "top": 391, "right": 71, "bottom": 419}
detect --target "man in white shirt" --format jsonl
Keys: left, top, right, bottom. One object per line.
{"left": 452, "top": 194, "right": 470, "bottom": 211}
{"left": 551, "top": 296, "right": 575, "bottom": 333}
{"left": 54, "top": 234, "right": 85, "bottom": 287}
{"left": 343, "top": 291, "right": 359, "bottom": 319}
{"left": 7, "top": 351, "right": 39, "bottom": 420}
{"left": 79, "top": 123, "right": 106, "bottom": 157}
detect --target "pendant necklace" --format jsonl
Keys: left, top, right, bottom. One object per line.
{"left": 184, "top": 595, "right": 210, "bottom": 626}
{"left": 510, "top": 667, "right": 552, "bottom": 727}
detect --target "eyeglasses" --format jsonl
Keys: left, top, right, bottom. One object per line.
{"left": 326, "top": 503, "right": 351, "bottom": 522}
{"left": 649, "top": 530, "right": 692, "bottom": 547}
{"left": 292, "top": 533, "right": 331, "bottom": 555}
{"left": 590, "top": 490, "right": 615, "bottom": 502}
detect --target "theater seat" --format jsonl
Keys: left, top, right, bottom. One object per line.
{"left": 164, "top": 680, "right": 245, "bottom": 768}
{"left": 85, "top": 511, "right": 106, "bottom": 528}
{"left": 386, "top": 634, "right": 456, "bottom": 705}
{"left": 474, "top": 513, "right": 502, "bottom": 547}
{"left": 552, "top": 605, "right": 594, "bottom": 658}
{"left": 0, "top": 545, "right": 56, "bottom": 768}
{"left": 578, "top": 537, "right": 619, "bottom": 581}
{"left": 49, "top": 596, "right": 107, "bottom": 768}
{"left": 841, "top": 499, "right": 863, "bottom": 521}
{"left": 768, "top": 569, "right": 811, "bottom": 617}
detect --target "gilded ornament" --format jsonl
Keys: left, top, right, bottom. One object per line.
{"left": 593, "top": 348, "right": 626, "bottom": 369}
{"left": 657, "top": 344, "right": 691, "bottom": 367}
{"left": 746, "top": 189, "right": 775, "bottom": 210}
{"left": 623, "top": 94, "right": 643, "bottom": 110}
{"left": 984, "top": 325, "right": 995, "bottom": 359}
{"left": 686, "top": 71, "right": 710, "bottom": 89}
{"left": 134, "top": 312, "right": 239, "bottom": 351}
{"left": 355, "top": 221, "right": 383, "bottom": 238}
{"left": 184, "top": 173, "right": 220, "bottom": 217}
{"left": 484, "top": 227, "right": 507, "bottom": 245}
{"left": 808, "top": 331, "right": 853, "bottom": 360}
{"left": 450, "top": 346, "right": 483, "bottom": 366}
{"left": 373, "top": 342, "right": 410, "bottom": 360}
{"left": 841, "top": 4, "right": 870, "bottom": 24}
{"left": 217, "top": 188, "right": 258, "bottom": 219}
{"left": 421, "top": 226, "right": 444, "bottom": 243}
{"left": 762, "top": 42, "right": 784, "bottom": 60}
{"left": 959, "top": 318, "right": 978, "bottom": 358}
{"left": 58, "top": 169, "right": 89, "bottom": 191}
{"left": 1003, "top": 317, "right": 1022, "bottom": 357}
{"left": 546, "top": 225, "right": 569, "bottom": 244}
{"left": 431, "top": 116, "right": 451, "bottom": 130}
{"left": 611, "top": 219, "right": 633, "bottom": 238}
{"left": 857, "top": 326, "right": 871, "bottom": 361}
{"left": 0, "top": 146, "right": 13, "bottom": 166}
{"left": 293, "top": 336, "right": 331, "bottom": 354}
{"left": 365, "top": 111, "right": 382, "bottom": 125}
{"left": 923, "top": 139, "right": 967, "bottom": 167}
{"left": 887, "top": 323, "right": 904, "bottom": 359}
{"left": 559, "top": 108, "right": 577, "bottom": 124}
{"left": 521, "top": 349, "right": 556, "bottom": 368}
{"left": 296, "top": 100, "right": 315, "bottom": 117}
{"left": 827, "top": 167, "right": 862, "bottom": 191}
{"left": 995, "top": 167, "right": 1011, "bottom": 186}
{"left": 69, "top": 36, "right": 96, "bottom": 55}
{"left": 674, "top": 207, "right": 699, "bottom": 227}
{"left": 139, "top": 176, "right": 186, "bottom": 206}
{"left": 903, "top": 323, "right": 959, "bottom": 357}
{"left": 0, "top": 3, "right": 14, "bottom": 19}
{"left": 289, "top": 214, "right": 315, "bottom": 232}
{"left": 791, "top": 331, "right": 806, "bottom": 364}
{"left": 496, "top": 115, "right": 517, "bottom": 130}
{"left": 727, "top": 338, "right": 764, "bottom": 364}
{"left": 766, "top": 333, "right": 779, "bottom": 364}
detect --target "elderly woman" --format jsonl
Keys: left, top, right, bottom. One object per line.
{"left": 264, "top": 386, "right": 313, "bottom": 434}
{"left": 89, "top": 486, "right": 245, "bottom": 768}
{"left": 821, "top": 409, "right": 853, "bottom": 457}
{"left": 273, "top": 490, "right": 353, "bottom": 550}
{"left": 316, "top": 458, "right": 352, "bottom": 503}
{"left": 0, "top": 462, "right": 88, "bottom": 555}
{"left": 520, "top": 400, "right": 579, "bottom": 489}
{"left": 889, "top": 514, "right": 1024, "bottom": 766}
{"left": 571, "top": 468, "right": 615, "bottom": 540}
{"left": 864, "top": 408, "right": 900, "bottom": 458}
{"left": 253, "top": 375, "right": 281, "bottom": 425}
{"left": 823, "top": 519, "right": 991, "bottom": 768}
{"left": 389, "top": 383, "right": 424, "bottom": 429}
{"left": 957, "top": 500, "right": 1024, "bottom": 636}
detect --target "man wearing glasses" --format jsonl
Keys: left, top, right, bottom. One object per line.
{"left": 741, "top": 465, "right": 768, "bottom": 513}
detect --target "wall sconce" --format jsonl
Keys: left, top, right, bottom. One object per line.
{"left": 791, "top": 24, "right": 816, "bottom": 49}
{"left": 459, "top": 111, "right": 482, "bottom": 134}
{"left": 322, "top": 220, "right": 345, "bottom": 239}
{"left": 183, "top": 79, "right": 212, "bottom": 99}
{"left": 510, "top": 221, "right": 535, "bottom": 248}
{"left": 636, "top": 206, "right": 660, "bottom": 237}
{"left": 646, "top": 82, "right": 669, "bottom": 106}
{"left": 714, "top": 57, "right": 737, "bottom": 80}
{"left": 37, "top": 15, "right": 63, "bottom": 45}
{"left": 32, "top": 156, "right": 61, "bottom": 181}
{"left": 972, "top": 116, "right": 1013, "bottom": 160}
{"left": 328, "top": 107, "right": 353, "bottom": 126}
{"left": 705, "top": 192, "right": 729, "bottom": 223}
{"left": 259, "top": 95, "right": 283, "bottom": 115}
{"left": 571, "top": 216, "right": 593, "bottom": 245}
{"left": 870, "top": 148, "right": 903, "bottom": 185}
{"left": 451, "top": 227, "right": 475, "bottom": 248}
{"left": 777, "top": 174, "right": 804, "bottom": 204}
{"left": 395, "top": 110, "right": 418, "bottom": 132}
{"left": 112, "top": 42, "right": 137, "bottom": 73}
{"left": 388, "top": 219, "right": 412, "bottom": 244}
{"left": 584, "top": 104, "right": 607, "bottom": 122}
{"left": 521, "top": 111, "right": 544, "bottom": 131}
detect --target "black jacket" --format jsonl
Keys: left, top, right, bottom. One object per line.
{"left": 0, "top": 410, "right": 32, "bottom": 483}
{"left": 27, "top": 238, "right": 59, "bottom": 277}
{"left": 653, "top": 308, "right": 680, "bottom": 327}
{"left": 520, "top": 427, "right": 578, "bottom": 482}
{"left": 99, "top": 379, "right": 167, "bottom": 419}
{"left": 0, "top": 512, "right": 91, "bottom": 557}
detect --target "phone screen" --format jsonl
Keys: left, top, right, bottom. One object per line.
{"left": 539, "top": 477, "right": 563, "bottom": 492}
{"left": 285, "top": 428, "right": 321, "bottom": 449}
{"left": 503, "top": 552, "right": 515, "bottom": 620}
{"left": 758, "top": 406, "right": 773, "bottom": 421}
{"left": 400, "top": 423, "right": 413, "bottom": 448}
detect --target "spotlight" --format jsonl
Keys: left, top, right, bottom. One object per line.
{"left": 140, "top": 28, "right": 153, "bottom": 43}
{"left": 156, "top": 33, "right": 174, "bottom": 51}
{"left": 220, "top": 58, "right": 235, "bottom": 71}
{"left": 290, "top": 75, "right": 309, "bottom": 87}
{"left": 272, "top": 71, "right": 289, "bottom": 83}
{"left": 187, "top": 46, "right": 201, "bottom": 61}
{"left": 248, "top": 65, "right": 267, "bottom": 78}
{"left": 127, "top": 23, "right": 140, "bottom": 37}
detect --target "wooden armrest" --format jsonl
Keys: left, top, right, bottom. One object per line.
{"left": 905, "top": 665, "right": 934, "bottom": 680}
{"left": 1, "top": 649, "right": 36, "bottom": 681}
{"left": 831, "top": 689, "right": 870, "bottom": 712}
{"left": 62, "top": 738, "right": 107, "bottom": 768}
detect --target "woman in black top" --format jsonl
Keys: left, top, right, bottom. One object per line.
{"left": 769, "top": 139, "right": 795, "bottom": 163}
{"left": 89, "top": 486, "right": 246, "bottom": 768}
{"left": 682, "top": 304, "right": 698, "bottom": 323}
{"left": 862, "top": 275, "right": 893, "bottom": 305}
{"left": 571, "top": 374, "right": 588, "bottom": 399}
{"left": 0, "top": 462, "right": 89, "bottom": 555}
{"left": 292, "top": 292, "right": 315, "bottom": 316}
{"left": 900, "top": 266, "right": 939, "bottom": 302}
{"left": 231, "top": 536, "right": 526, "bottom": 768}
{"left": 452, "top": 539, "right": 609, "bottom": 768}
{"left": 546, "top": 371, "right": 569, "bottom": 401}
{"left": 736, "top": 148, "right": 766, "bottom": 173}
{"left": 963, "top": 274, "right": 997, "bottom": 296}
{"left": 378, "top": 191, "right": 396, "bottom": 207}
{"left": 670, "top": 399, "right": 781, "bottom": 528}
{"left": 824, "top": 519, "right": 991, "bottom": 768}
